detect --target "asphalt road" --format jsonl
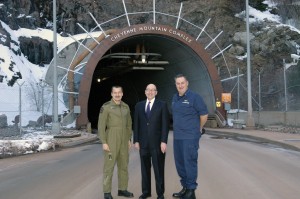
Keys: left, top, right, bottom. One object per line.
{"left": 0, "top": 132, "right": 300, "bottom": 199}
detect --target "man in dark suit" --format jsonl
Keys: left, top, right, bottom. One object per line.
{"left": 134, "top": 84, "right": 169, "bottom": 199}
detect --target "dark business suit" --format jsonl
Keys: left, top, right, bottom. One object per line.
{"left": 134, "top": 99, "right": 169, "bottom": 197}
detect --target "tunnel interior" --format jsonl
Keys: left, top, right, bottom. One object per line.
{"left": 88, "top": 34, "right": 216, "bottom": 129}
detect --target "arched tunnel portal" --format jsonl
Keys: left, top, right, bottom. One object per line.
{"left": 76, "top": 24, "right": 224, "bottom": 129}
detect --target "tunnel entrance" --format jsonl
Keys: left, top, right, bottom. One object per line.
{"left": 77, "top": 24, "right": 224, "bottom": 128}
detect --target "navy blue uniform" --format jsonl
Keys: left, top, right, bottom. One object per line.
{"left": 172, "top": 89, "right": 208, "bottom": 189}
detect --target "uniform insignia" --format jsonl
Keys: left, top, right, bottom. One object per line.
{"left": 183, "top": 100, "right": 189, "bottom": 104}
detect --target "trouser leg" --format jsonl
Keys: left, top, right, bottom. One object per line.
{"left": 117, "top": 142, "right": 129, "bottom": 190}
{"left": 151, "top": 148, "right": 165, "bottom": 197}
{"left": 103, "top": 151, "right": 116, "bottom": 193}
{"left": 140, "top": 149, "right": 152, "bottom": 194}
{"left": 174, "top": 139, "right": 187, "bottom": 187}
{"left": 182, "top": 138, "right": 199, "bottom": 189}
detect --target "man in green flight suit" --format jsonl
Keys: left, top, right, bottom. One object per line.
{"left": 98, "top": 85, "right": 134, "bottom": 199}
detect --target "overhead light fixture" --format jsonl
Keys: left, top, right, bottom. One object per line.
{"left": 135, "top": 60, "right": 169, "bottom": 65}
{"left": 97, "top": 78, "right": 101, "bottom": 82}
{"left": 132, "top": 66, "right": 164, "bottom": 70}
{"left": 141, "top": 55, "right": 146, "bottom": 63}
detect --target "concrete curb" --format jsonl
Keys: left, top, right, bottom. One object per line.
{"left": 52, "top": 129, "right": 300, "bottom": 152}
{"left": 206, "top": 129, "right": 300, "bottom": 152}
{"left": 54, "top": 134, "right": 99, "bottom": 148}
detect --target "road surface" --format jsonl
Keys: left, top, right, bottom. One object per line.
{"left": 0, "top": 132, "right": 300, "bottom": 199}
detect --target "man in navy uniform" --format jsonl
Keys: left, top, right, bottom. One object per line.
{"left": 171, "top": 74, "right": 208, "bottom": 199}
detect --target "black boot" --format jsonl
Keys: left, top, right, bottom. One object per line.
{"left": 104, "top": 193, "right": 113, "bottom": 199}
{"left": 172, "top": 187, "right": 186, "bottom": 198}
{"left": 180, "top": 189, "right": 195, "bottom": 199}
{"left": 118, "top": 190, "right": 134, "bottom": 198}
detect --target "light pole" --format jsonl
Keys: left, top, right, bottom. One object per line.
{"left": 246, "top": 0, "right": 255, "bottom": 128}
{"left": 52, "top": 0, "right": 60, "bottom": 133}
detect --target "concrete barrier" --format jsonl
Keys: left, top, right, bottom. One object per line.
{"left": 227, "top": 111, "right": 300, "bottom": 127}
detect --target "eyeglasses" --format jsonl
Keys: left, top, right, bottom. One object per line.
{"left": 145, "top": 89, "right": 157, "bottom": 92}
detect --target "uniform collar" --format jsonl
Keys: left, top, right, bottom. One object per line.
{"left": 177, "top": 89, "right": 190, "bottom": 98}
{"left": 146, "top": 98, "right": 155, "bottom": 104}
{"left": 111, "top": 99, "right": 122, "bottom": 105}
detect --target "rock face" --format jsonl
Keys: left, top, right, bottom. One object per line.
{"left": 0, "top": 0, "right": 300, "bottom": 111}
{"left": 19, "top": 37, "right": 53, "bottom": 65}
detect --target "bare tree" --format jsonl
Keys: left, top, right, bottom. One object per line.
{"left": 25, "top": 80, "right": 42, "bottom": 112}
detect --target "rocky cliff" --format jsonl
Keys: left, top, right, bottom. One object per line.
{"left": 1, "top": 0, "right": 300, "bottom": 111}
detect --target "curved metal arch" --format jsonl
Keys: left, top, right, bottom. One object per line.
{"left": 46, "top": 1, "right": 232, "bottom": 127}
{"left": 76, "top": 24, "right": 223, "bottom": 127}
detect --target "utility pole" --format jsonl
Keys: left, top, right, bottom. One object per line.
{"left": 246, "top": 0, "right": 255, "bottom": 128}
{"left": 52, "top": 0, "right": 60, "bottom": 134}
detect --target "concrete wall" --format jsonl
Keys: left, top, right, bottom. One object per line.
{"left": 227, "top": 111, "right": 300, "bottom": 127}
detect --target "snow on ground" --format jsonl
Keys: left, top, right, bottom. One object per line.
{"left": 0, "top": 128, "right": 91, "bottom": 158}
{"left": 0, "top": 130, "right": 56, "bottom": 158}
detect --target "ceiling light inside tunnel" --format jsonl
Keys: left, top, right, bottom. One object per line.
{"left": 132, "top": 66, "right": 164, "bottom": 70}
{"left": 97, "top": 78, "right": 101, "bottom": 82}
{"left": 141, "top": 55, "right": 146, "bottom": 63}
{"left": 135, "top": 60, "right": 169, "bottom": 65}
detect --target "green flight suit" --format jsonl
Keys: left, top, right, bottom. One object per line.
{"left": 98, "top": 99, "right": 132, "bottom": 193}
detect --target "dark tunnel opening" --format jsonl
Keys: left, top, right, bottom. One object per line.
{"left": 88, "top": 70, "right": 175, "bottom": 129}
{"left": 86, "top": 34, "right": 218, "bottom": 129}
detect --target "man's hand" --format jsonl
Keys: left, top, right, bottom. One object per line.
{"left": 161, "top": 142, "right": 167, "bottom": 153}
{"left": 134, "top": 142, "right": 140, "bottom": 150}
{"left": 103, "top": 143, "right": 110, "bottom": 151}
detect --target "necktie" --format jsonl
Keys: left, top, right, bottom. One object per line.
{"left": 146, "top": 101, "right": 151, "bottom": 118}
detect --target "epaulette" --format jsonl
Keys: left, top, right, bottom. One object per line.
{"left": 103, "top": 101, "right": 110, "bottom": 106}
{"left": 100, "top": 101, "right": 110, "bottom": 113}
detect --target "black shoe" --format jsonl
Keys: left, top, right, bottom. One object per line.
{"left": 172, "top": 187, "right": 186, "bottom": 198}
{"left": 201, "top": 128, "right": 206, "bottom": 135}
{"left": 157, "top": 195, "right": 165, "bottom": 199}
{"left": 180, "top": 189, "right": 195, "bottom": 199}
{"left": 118, "top": 190, "right": 134, "bottom": 198}
{"left": 139, "top": 193, "right": 151, "bottom": 199}
{"left": 104, "top": 193, "right": 113, "bottom": 199}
